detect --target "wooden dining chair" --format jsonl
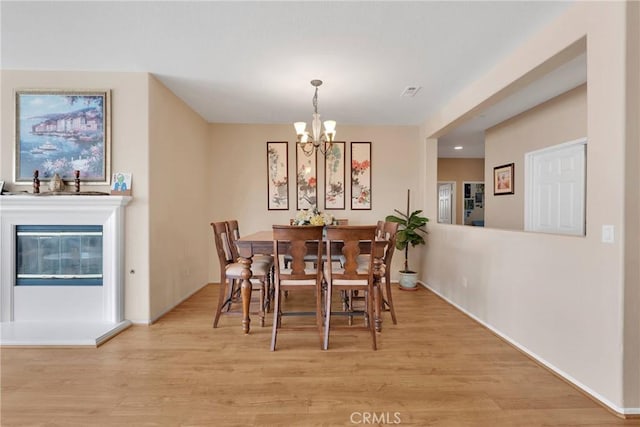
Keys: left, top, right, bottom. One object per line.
{"left": 270, "top": 225, "right": 324, "bottom": 351}
{"left": 226, "top": 219, "right": 274, "bottom": 308}
{"left": 210, "top": 221, "right": 271, "bottom": 328}
{"left": 323, "top": 225, "right": 378, "bottom": 350}
{"left": 349, "top": 221, "right": 400, "bottom": 324}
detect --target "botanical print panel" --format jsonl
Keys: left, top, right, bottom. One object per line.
{"left": 296, "top": 144, "right": 317, "bottom": 210}
{"left": 351, "top": 141, "right": 371, "bottom": 210}
{"left": 15, "top": 90, "right": 110, "bottom": 183}
{"left": 267, "top": 141, "right": 289, "bottom": 210}
{"left": 324, "top": 141, "right": 345, "bottom": 210}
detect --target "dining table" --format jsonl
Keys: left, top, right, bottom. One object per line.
{"left": 235, "top": 230, "right": 389, "bottom": 334}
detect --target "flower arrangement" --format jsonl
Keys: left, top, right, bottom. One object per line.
{"left": 293, "top": 207, "right": 336, "bottom": 226}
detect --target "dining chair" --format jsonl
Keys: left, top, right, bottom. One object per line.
{"left": 210, "top": 221, "right": 272, "bottom": 328}
{"left": 323, "top": 225, "right": 378, "bottom": 350}
{"left": 227, "top": 220, "right": 274, "bottom": 265}
{"left": 270, "top": 225, "right": 324, "bottom": 351}
{"left": 226, "top": 219, "right": 275, "bottom": 308}
{"left": 349, "top": 221, "right": 399, "bottom": 324}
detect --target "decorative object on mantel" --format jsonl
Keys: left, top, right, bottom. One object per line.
{"left": 33, "top": 169, "right": 40, "bottom": 194}
{"left": 110, "top": 172, "right": 132, "bottom": 195}
{"left": 294, "top": 79, "right": 336, "bottom": 158}
{"left": 385, "top": 189, "right": 429, "bottom": 290}
{"left": 74, "top": 170, "right": 81, "bottom": 192}
{"left": 0, "top": 180, "right": 4, "bottom": 195}
{"left": 48, "top": 173, "right": 65, "bottom": 192}
{"left": 15, "top": 89, "right": 111, "bottom": 184}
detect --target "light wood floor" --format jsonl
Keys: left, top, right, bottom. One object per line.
{"left": 1, "top": 284, "right": 638, "bottom": 426}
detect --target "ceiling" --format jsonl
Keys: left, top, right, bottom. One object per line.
{"left": 1, "top": 1, "right": 579, "bottom": 145}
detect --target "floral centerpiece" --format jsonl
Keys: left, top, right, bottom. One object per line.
{"left": 293, "top": 207, "right": 336, "bottom": 226}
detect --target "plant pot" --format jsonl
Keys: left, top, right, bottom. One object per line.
{"left": 398, "top": 271, "right": 418, "bottom": 290}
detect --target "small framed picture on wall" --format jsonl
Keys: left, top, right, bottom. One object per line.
{"left": 493, "top": 163, "right": 514, "bottom": 195}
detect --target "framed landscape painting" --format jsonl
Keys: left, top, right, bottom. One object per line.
{"left": 15, "top": 90, "right": 111, "bottom": 183}
{"left": 267, "top": 141, "right": 289, "bottom": 210}
{"left": 351, "top": 141, "right": 371, "bottom": 210}
{"left": 296, "top": 144, "right": 317, "bottom": 210}
{"left": 324, "top": 141, "right": 345, "bottom": 210}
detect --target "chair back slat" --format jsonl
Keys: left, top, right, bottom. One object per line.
{"left": 325, "top": 225, "right": 376, "bottom": 280}
{"left": 226, "top": 220, "right": 241, "bottom": 261}
{"left": 272, "top": 225, "right": 324, "bottom": 280}
{"left": 211, "top": 221, "right": 233, "bottom": 267}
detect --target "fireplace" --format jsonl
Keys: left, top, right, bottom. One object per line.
{"left": 0, "top": 195, "right": 132, "bottom": 346}
{"left": 16, "top": 225, "right": 103, "bottom": 286}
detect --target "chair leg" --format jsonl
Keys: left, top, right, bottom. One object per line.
{"left": 259, "top": 280, "right": 266, "bottom": 327}
{"left": 385, "top": 278, "right": 397, "bottom": 324}
{"left": 270, "top": 285, "right": 281, "bottom": 351}
{"left": 367, "top": 287, "right": 377, "bottom": 350}
{"left": 213, "top": 278, "right": 229, "bottom": 328}
{"left": 323, "top": 280, "right": 332, "bottom": 350}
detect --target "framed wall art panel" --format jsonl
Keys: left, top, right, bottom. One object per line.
{"left": 324, "top": 141, "right": 345, "bottom": 210}
{"left": 267, "top": 141, "right": 289, "bottom": 210}
{"left": 15, "top": 89, "right": 111, "bottom": 184}
{"left": 296, "top": 144, "right": 317, "bottom": 210}
{"left": 351, "top": 141, "right": 371, "bottom": 210}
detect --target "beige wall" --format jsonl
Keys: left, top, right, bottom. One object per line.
{"left": 208, "top": 124, "right": 422, "bottom": 281}
{"left": 421, "top": 1, "right": 638, "bottom": 413}
{"left": 0, "top": 70, "right": 151, "bottom": 322}
{"left": 437, "top": 158, "right": 484, "bottom": 225}
{"left": 148, "top": 76, "right": 211, "bottom": 321}
{"left": 484, "top": 84, "right": 587, "bottom": 230}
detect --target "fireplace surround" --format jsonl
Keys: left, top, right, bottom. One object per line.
{"left": 0, "top": 194, "right": 131, "bottom": 346}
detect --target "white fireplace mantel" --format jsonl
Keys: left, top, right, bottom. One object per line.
{"left": 0, "top": 194, "right": 132, "bottom": 346}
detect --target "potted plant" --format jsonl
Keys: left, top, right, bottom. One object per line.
{"left": 385, "top": 190, "right": 429, "bottom": 290}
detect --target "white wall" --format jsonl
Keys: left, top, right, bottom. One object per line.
{"left": 421, "top": 1, "right": 638, "bottom": 414}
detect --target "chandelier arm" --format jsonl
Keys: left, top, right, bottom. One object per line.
{"left": 299, "top": 141, "right": 315, "bottom": 157}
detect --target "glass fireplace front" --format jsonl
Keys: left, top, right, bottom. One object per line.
{"left": 16, "top": 225, "right": 103, "bottom": 286}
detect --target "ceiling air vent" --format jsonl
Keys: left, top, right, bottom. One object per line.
{"left": 401, "top": 86, "right": 422, "bottom": 97}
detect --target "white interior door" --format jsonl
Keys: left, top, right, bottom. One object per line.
{"left": 525, "top": 138, "right": 586, "bottom": 235}
{"left": 438, "top": 182, "right": 454, "bottom": 224}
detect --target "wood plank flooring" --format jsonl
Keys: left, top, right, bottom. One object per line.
{"left": 2, "top": 284, "right": 638, "bottom": 426}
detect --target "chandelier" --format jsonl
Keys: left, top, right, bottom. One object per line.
{"left": 294, "top": 79, "right": 336, "bottom": 157}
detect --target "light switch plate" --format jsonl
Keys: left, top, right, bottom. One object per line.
{"left": 602, "top": 225, "right": 615, "bottom": 243}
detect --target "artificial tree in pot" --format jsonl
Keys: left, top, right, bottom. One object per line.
{"left": 385, "top": 190, "right": 429, "bottom": 289}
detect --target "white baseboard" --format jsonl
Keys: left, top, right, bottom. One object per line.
{"left": 417, "top": 280, "right": 639, "bottom": 417}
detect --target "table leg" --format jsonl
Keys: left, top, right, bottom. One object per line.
{"left": 239, "top": 256, "right": 253, "bottom": 334}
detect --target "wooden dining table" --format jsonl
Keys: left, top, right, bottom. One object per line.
{"left": 235, "top": 230, "right": 389, "bottom": 334}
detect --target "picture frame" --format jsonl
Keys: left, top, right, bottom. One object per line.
{"left": 110, "top": 172, "right": 132, "bottom": 196}
{"left": 493, "top": 163, "right": 514, "bottom": 195}
{"left": 267, "top": 141, "right": 289, "bottom": 210}
{"left": 351, "top": 141, "right": 371, "bottom": 210}
{"left": 15, "top": 89, "right": 111, "bottom": 184}
{"left": 296, "top": 143, "right": 317, "bottom": 210}
{"left": 324, "top": 141, "right": 345, "bottom": 210}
